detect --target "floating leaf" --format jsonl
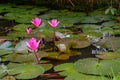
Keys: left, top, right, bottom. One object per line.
{"left": 7, "top": 62, "right": 52, "bottom": 72}
{"left": 0, "top": 66, "right": 7, "bottom": 78}
{"left": 46, "top": 52, "right": 70, "bottom": 60}
{"left": 15, "top": 40, "right": 28, "bottom": 53}
{"left": 5, "top": 13, "right": 36, "bottom": 23}
{"left": 96, "top": 52, "right": 120, "bottom": 59}
{"left": 6, "top": 31, "right": 27, "bottom": 40}
{"left": 54, "top": 63, "right": 78, "bottom": 76}
{"left": 0, "top": 4, "right": 13, "bottom": 13}
{"left": 105, "top": 37, "right": 120, "bottom": 50}
{"left": 56, "top": 37, "right": 90, "bottom": 49}
{"left": 41, "top": 63, "right": 53, "bottom": 71}
{"left": 74, "top": 58, "right": 120, "bottom": 75}
{"left": 101, "top": 27, "right": 114, "bottom": 34}
{"left": 7, "top": 51, "right": 48, "bottom": 63}
{"left": 81, "top": 14, "right": 112, "bottom": 23}
{"left": 0, "top": 49, "right": 13, "bottom": 56}
{"left": 46, "top": 51, "right": 81, "bottom": 60}
{"left": 15, "top": 14, "right": 36, "bottom": 23}
{"left": 8, "top": 64, "right": 45, "bottom": 79}
{"left": 13, "top": 24, "right": 32, "bottom": 31}
{"left": 65, "top": 73, "right": 110, "bottom": 80}
{"left": 101, "top": 21, "right": 116, "bottom": 27}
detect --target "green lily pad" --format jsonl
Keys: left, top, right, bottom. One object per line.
{"left": 0, "top": 65, "right": 7, "bottom": 78}
{"left": 40, "top": 26, "right": 53, "bottom": 38}
{"left": 7, "top": 62, "right": 52, "bottom": 72}
{"left": 56, "top": 37, "right": 90, "bottom": 49}
{"left": 46, "top": 51, "right": 81, "bottom": 60}
{"left": 7, "top": 51, "right": 48, "bottom": 63}
{"left": 6, "top": 8, "right": 26, "bottom": 13}
{"left": 5, "top": 13, "right": 36, "bottom": 23}
{"left": 41, "top": 63, "right": 53, "bottom": 71}
{"left": 81, "top": 14, "right": 112, "bottom": 23}
{"left": 0, "top": 49, "right": 13, "bottom": 56}
{"left": 15, "top": 14, "right": 36, "bottom": 23}
{"left": 46, "top": 52, "right": 70, "bottom": 60}
{"left": 114, "top": 29, "right": 120, "bottom": 35}
{"left": 0, "top": 4, "right": 13, "bottom": 13}
{"left": 54, "top": 63, "right": 78, "bottom": 76}
{"left": 74, "top": 58, "right": 120, "bottom": 75}
{"left": 105, "top": 37, "right": 120, "bottom": 50}
{"left": 26, "top": 7, "right": 48, "bottom": 15}
{"left": 65, "top": 73, "right": 110, "bottom": 80}
{"left": 101, "top": 21, "right": 116, "bottom": 27}
{"left": 101, "top": 27, "right": 114, "bottom": 34}
{"left": 5, "top": 13, "right": 19, "bottom": 20}
{"left": 8, "top": 64, "right": 45, "bottom": 79}
{"left": 96, "top": 52, "right": 120, "bottom": 59}
{"left": 13, "top": 24, "right": 32, "bottom": 31}
{"left": 6, "top": 31, "right": 27, "bottom": 40}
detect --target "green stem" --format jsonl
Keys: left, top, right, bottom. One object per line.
{"left": 53, "top": 28, "right": 56, "bottom": 51}
{"left": 34, "top": 50, "right": 40, "bottom": 64}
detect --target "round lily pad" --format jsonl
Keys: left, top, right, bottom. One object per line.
{"left": 8, "top": 64, "right": 45, "bottom": 79}
{"left": 74, "top": 58, "right": 120, "bottom": 75}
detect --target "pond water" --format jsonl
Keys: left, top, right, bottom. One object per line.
{"left": 0, "top": 3, "right": 120, "bottom": 80}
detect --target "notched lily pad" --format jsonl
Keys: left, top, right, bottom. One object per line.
{"left": 74, "top": 58, "right": 120, "bottom": 75}
{"left": 8, "top": 64, "right": 45, "bottom": 79}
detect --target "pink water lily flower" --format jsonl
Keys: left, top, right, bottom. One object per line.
{"left": 48, "top": 19, "right": 60, "bottom": 28}
{"left": 26, "top": 27, "right": 32, "bottom": 34}
{"left": 31, "top": 17, "right": 42, "bottom": 27}
{"left": 26, "top": 37, "right": 41, "bottom": 51}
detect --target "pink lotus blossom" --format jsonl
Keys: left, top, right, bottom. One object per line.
{"left": 48, "top": 19, "right": 59, "bottom": 28}
{"left": 31, "top": 17, "right": 42, "bottom": 27}
{"left": 26, "top": 27, "right": 32, "bottom": 34}
{"left": 26, "top": 37, "right": 41, "bottom": 51}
